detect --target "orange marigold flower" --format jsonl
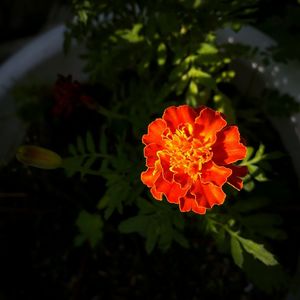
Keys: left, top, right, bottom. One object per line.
{"left": 141, "top": 105, "right": 248, "bottom": 214}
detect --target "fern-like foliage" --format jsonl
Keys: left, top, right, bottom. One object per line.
{"left": 119, "top": 197, "right": 188, "bottom": 253}
{"left": 62, "top": 130, "right": 110, "bottom": 178}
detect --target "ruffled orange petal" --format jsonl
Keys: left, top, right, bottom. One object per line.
{"left": 192, "top": 204, "right": 207, "bottom": 214}
{"left": 174, "top": 171, "right": 191, "bottom": 189}
{"left": 179, "top": 193, "right": 206, "bottom": 214}
{"left": 150, "top": 185, "right": 163, "bottom": 200}
{"left": 226, "top": 165, "right": 248, "bottom": 190}
{"left": 157, "top": 152, "right": 174, "bottom": 182}
{"left": 191, "top": 181, "right": 226, "bottom": 208}
{"left": 142, "top": 118, "right": 167, "bottom": 145}
{"left": 194, "top": 107, "right": 227, "bottom": 144}
{"left": 179, "top": 193, "right": 193, "bottom": 212}
{"left": 154, "top": 175, "right": 188, "bottom": 204}
{"left": 162, "top": 105, "right": 197, "bottom": 132}
{"left": 144, "top": 143, "right": 163, "bottom": 167}
{"left": 201, "top": 161, "right": 232, "bottom": 187}
{"left": 141, "top": 167, "right": 160, "bottom": 187}
{"left": 212, "top": 126, "right": 247, "bottom": 164}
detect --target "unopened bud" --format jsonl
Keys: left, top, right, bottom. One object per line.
{"left": 16, "top": 145, "right": 62, "bottom": 169}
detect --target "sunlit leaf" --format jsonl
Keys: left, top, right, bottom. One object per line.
{"left": 231, "top": 236, "right": 244, "bottom": 268}
{"left": 237, "top": 236, "right": 278, "bottom": 266}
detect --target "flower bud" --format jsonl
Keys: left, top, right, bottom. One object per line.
{"left": 16, "top": 145, "right": 62, "bottom": 169}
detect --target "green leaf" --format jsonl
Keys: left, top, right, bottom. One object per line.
{"left": 68, "top": 144, "right": 77, "bottom": 156}
{"left": 75, "top": 210, "right": 103, "bottom": 248}
{"left": 157, "top": 42, "right": 167, "bottom": 66}
{"left": 197, "top": 42, "right": 218, "bottom": 62}
{"left": 188, "top": 68, "right": 216, "bottom": 89}
{"left": 146, "top": 222, "right": 159, "bottom": 253}
{"left": 231, "top": 236, "right": 244, "bottom": 268}
{"left": 136, "top": 197, "right": 156, "bottom": 214}
{"left": 116, "top": 23, "right": 144, "bottom": 43}
{"left": 189, "top": 80, "right": 198, "bottom": 94}
{"left": 173, "top": 231, "right": 189, "bottom": 248}
{"left": 86, "top": 131, "right": 96, "bottom": 153}
{"left": 244, "top": 147, "right": 254, "bottom": 162}
{"left": 99, "top": 127, "right": 108, "bottom": 154}
{"left": 77, "top": 136, "right": 85, "bottom": 154}
{"left": 237, "top": 236, "right": 278, "bottom": 266}
{"left": 118, "top": 215, "right": 148, "bottom": 234}
{"left": 213, "top": 93, "right": 236, "bottom": 123}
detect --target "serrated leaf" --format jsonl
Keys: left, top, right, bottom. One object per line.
{"left": 119, "top": 215, "right": 148, "bottom": 234}
{"left": 75, "top": 210, "right": 103, "bottom": 248}
{"left": 255, "top": 144, "right": 266, "bottom": 160}
{"left": 62, "top": 156, "right": 85, "bottom": 177}
{"left": 99, "top": 127, "right": 107, "bottom": 154}
{"left": 136, "top": 198, "right": 156, "bottom": 214}
{"left": 237, "top": 236, "right": 278, "bottom": 266}
{"left": 146, "top": 222, "right": 159, "bottom": 253}
{"left": 231, "top": 236, "right": 244, "bottom": 268}
{"left": 233, "top": 196, "right": 271, "bottom": 212}
{"left": 86, "top": 131, "right": 96, "bottom": 153}
{"left": 68, "top": 144, "right": 77, "bottom": 155}
{"left": 81, "top": 156, "right": 96, "bottom": 178}
{"left": 173, "top": 231, "right": 189, "bottom": 248}
{"left": 77, "top": 136, "right": 85, "bottom": 154}
{"left": 244, "top": 147, "right": 254, "bottom": 162}
{"left": 172, "top": 213, "right": 185, "bottom": 230}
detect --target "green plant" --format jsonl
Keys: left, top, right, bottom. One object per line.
{"left": 12, "top": 0, "right": 300, "bottom": 298}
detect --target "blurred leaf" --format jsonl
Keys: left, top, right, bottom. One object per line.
{"left": 237, "top": 235, "right": 278, "bottom": 266}
{"left": 213, "top": 93, "right": 236, "bottom": 123}
{"left": 77, "top": 136, "right": 85, "bottom": 154}
{"left": 157, "top": 42, "right": 167, "bottom": 66}
{"left": 75, "top": 210, "right": 103, "bottom": 248}
{"left": 86, "top": 131, "right": 96, "bottom": 153}
{"left": 188, "top": 68, "right": 216, "bottom": 89}
{"left": 231, "top": 235, "right": 244, "bottom": 268}
{"left": 119, "top": 215, "right": 148, "bottom": 234}
{"left": 116, "top": 23, "right": 144, "bottom": 43}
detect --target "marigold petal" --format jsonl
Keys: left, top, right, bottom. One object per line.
{"left": 194, "top": 107, "right": 227, "bottom": 144}
{"left": 201, "top": 161, "right": 232, "bottom": 187}
{"left": 157, "top": 152, "right": 174, "bottom": 182}
{"left": 191, "top": 181, "right": 226, "bottom": 208}
{"left": 179, "top": 194, "right": 193, "bottom": 212}
{"left": 179, "top": 193, "right": 206, "bottom": 214}
{"left": 150, "top": 185, "right": 163, "bottom": 200}
{"left": 174, "top": 172, "right": 191, "bottom": 189}
{"left": 226, "top": 165, "right": 248, "bottom": 190}
{"left": 192, "top": 202, "right": 207, "bottom": 214}
{"left": 212, "top": 126, "right": 247, "bottom": 164}
{"left": 154, "top": 175, "right": 188, "bottom": 204}
{"left": 142, "top": 118, "right": 167, "bottom": 145}
{"left": 162, "top": 105, "right": 197, "bottom": 132}
{"left": 144, "top": 143, "right": 163, "bottom": 167}
{"left": 141, "top": 167, "right": 160, "bottom": 187}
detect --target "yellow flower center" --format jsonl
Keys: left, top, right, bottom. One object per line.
{"left": 163, "top": 123, "right": 212, "bottom": 181}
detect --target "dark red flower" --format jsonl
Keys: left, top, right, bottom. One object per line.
{"left": 141, "top": 105, "right": 248, "bottom": 214}
{"left": 52, "top": 75, "right": 96, "bottom": 117}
